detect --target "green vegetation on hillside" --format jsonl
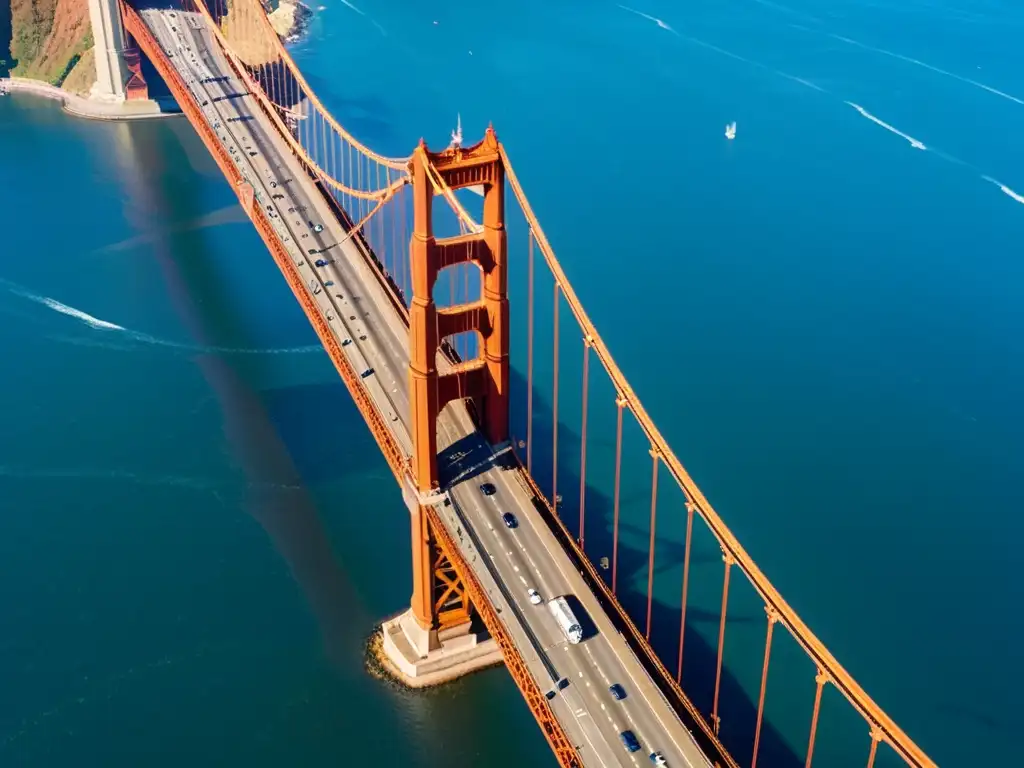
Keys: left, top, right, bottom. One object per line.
{"left": 8, "top": 0, "right": 94, "bottom": 86}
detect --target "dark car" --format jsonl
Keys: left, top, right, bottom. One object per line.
{"left": 314, "top": 259, "right": 329, "bottom": 267}
{"left": 501, "top": 512, "right": 518, "bottom": 529}
{"left": 556, "top": 677, "right": 570, "bottom": 691}
{"left": 620, "top": 731, "right": 641, "bottom": 753}
{"left": 609, "top": 684, "right": 626, "bottom": 701}
{"left": 479, "top": 482, "right": 496, "bottom": 496}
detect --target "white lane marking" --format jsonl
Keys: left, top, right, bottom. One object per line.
{"left": 480, "top": 467, "right": 705, "bottom": 768}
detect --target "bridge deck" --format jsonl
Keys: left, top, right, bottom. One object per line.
{"left": 140, "top": 8, "right": 713, "bottom": 767}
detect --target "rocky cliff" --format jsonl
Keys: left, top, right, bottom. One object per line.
{"left": 3, "top": 0, "right": 308, "bottom": 93}
{"left": 5, "top": 0, "right": 94, "bottom": 89}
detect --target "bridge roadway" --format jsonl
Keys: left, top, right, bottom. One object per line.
{"left": 144, "top": 9, "right": 713, "bottom": 767}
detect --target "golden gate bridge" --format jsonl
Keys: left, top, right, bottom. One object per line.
{"left": 94, "top": 0, "right": 941, "bottom": 764}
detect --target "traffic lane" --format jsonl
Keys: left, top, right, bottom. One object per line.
{"left": 154, "top": 11, "right": 625, "bottom": 762}
{"left": 484, "top": 468, "right": 710, "bottom": 768}
{"left": 439, "top": 429, "right": 702, "bottom": 765}
{"left": 470, "top": 479, "right": 656, "bottom": 767}
{"left": 194, "top": 20, "right": 415, "bottom": 385}
{"left": 446, "top": 483, "right": 626, "bottom": 768}
{"left": 220, "top": 79, "right": 415, "bottom": 424}
{"left": 442, "top": 488, "right": 626, "bottom": 768}
{"left": 167, "top": 29, "right": 413, "bottom": 447}
{"left": 586, "top": 640, "right": 697, "bottom": 768}
{"left": 160, "top": 14, "right": 698, "bottom": 766}
{"left": 444, "top": 454, "right": 639, "bottom": 767}
{"left": 496, "top": 485, "right": 703, "bottom": 768}
{"left": 172, "top": 17, "right": 415, "bottom": 439}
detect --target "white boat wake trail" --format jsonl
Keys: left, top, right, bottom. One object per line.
{"left": 338, "top": 0, "right": 386, "bottom": 36}
{"left": 617, "top": 4, "right": 676, "bottom": 33}
{"left": 982, "top": 177, "right": 1024, "bottom": 205}
{"left": 2, "top": 280, "right": 322, "bottom": 356}
{"left": 846, "top": 102, "right": 927, "bottom": 150}
{"left": 828, "top": 33, "right": 1024, "bottom": 107}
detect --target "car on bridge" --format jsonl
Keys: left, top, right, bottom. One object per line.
{"left": 620, "top": 730, "right": 641, "bottom": 753}
{"left": 501, "top": 512, "right": 518, "bottom": 529}
{"left": 479, "top": 482, "right": 496, "bottom": 496}
{"left": 649, "top": 752, "right": 668, "bottom": 766}
{"left": 609, "top": 683, "right": 626, "bottom": 700}
{"left": 314, "top": 259, "right": 329, "bottom": 267}
{"left": 527, "top": 588, "right": 542, "bottom": 605}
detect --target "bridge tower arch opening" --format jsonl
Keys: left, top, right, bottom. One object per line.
{"left": 408, "top": 127, "right": 509, "bottom": 494}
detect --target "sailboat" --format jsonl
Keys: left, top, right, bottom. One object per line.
{"left": 725, "top": 121, "right": 737, "bottom": 140}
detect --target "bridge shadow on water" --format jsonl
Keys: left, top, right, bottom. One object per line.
{"left": 506, "top": 364, "right": 808, "bottom": 768}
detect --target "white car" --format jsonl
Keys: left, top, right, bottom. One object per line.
{"left": 650, "top": 752, "right": 668, "bottom": 766}
{"left": 527, "top": 588, "right": 542, "bottom": 606}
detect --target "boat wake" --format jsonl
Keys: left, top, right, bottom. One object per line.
{"left": 828, "top": 33, "right": 1024, "bottom": 107}
{"left": 2, "top": 280, "right": 323, "bottom": 357}
{"left": 982, "top": 176, "right": 1024, "bottom": 205}
{"left": 846, "top": 102, "right": 927, "bottom": 150}
{"left": 6, "top": 284, "right": 126, "bottom": 331}
{"left": 338, "top": 0, "right": 386, "bottom": 35}
{"left": 617, "top": 4, "right": 677, "bottom": 33}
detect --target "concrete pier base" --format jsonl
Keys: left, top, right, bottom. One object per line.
{"left": 377, "top": 609, "right": 503, "bottom": 688}
{"left": 2, "top": 78, "right": 179, "bottom": 121}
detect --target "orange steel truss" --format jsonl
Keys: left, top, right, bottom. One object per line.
{"left": 408, "top": 135, "right": 509, "bottom": 492}
{"left": 123, "top": 2, "right": 938, "bottom": 765}
{"left": 120, "top": 6, "right": 580, "bottom": 766}
{"left": 500, "top": 146, "right": 937, "bottom": 768}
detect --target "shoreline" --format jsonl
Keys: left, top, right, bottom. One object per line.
{"left": 1, "top": 77, "right": 181, "bottom": 121}
{"left": 2, "top": 1, "right": 313, "bottom": 123}
{"left": 265, "top": 0, "right": 314, "bottom": 44}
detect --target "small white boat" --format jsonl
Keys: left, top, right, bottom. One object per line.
{"left": 725, "top": 121, "right": 737, "bottom": 140}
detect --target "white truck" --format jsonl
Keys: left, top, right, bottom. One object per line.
{"left": 548, "top": 596, "right": 584, "bottom": 644}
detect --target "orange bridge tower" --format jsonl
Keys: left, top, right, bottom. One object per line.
{"left": 381, "top": 128, "right": 509, "bottom": 684}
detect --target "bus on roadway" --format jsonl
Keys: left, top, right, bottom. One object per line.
{"left": 548, "top": 596, "right": 583, "bottom": 644}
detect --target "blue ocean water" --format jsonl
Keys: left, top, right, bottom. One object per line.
{"left": 3, "top": 0, "right": 1024, "bottom": 765}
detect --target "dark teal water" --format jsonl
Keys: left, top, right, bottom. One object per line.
{"left": 3, "top": 0, "right": 1024, "bottom": 765}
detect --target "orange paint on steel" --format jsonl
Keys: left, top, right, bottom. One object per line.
{"left": 676, "top": 501, "right": 695, "bottom": 683}
{"left": 211, "top": 0, "right": 403, "bottom": 168}
{"left": 867, "top": 729, "right": 883, "bottom": 768}
{"left": 712, "top": 552, "right": 734, "bottom": 735}
{"left": 190, "top": 0, "right": 402, "bottom": 200}
{"left": 498, "top": 144, "right": 936, "bottom": 768}
{"left": 526, "top": 231, "right": 535, "bottom": 475}
{"left": 129, "top": 23, "right": 578, "bottom": 763}
{"left": 751, "top": 608, "right": 778, "bottom": 768}
{"left": 611, "top": 397, "right": 625, "bottom": 594}
{"left": 645, "top": 449, "right": 659, "bottom": 640}
{"left": 578, "top": 337, "right": 591, "bottom": 549}
{"left": 506, "top": 444, "right": 738, "bottom": 768}
{"left": 806, "top": 670, "right": 828, "bottom": 767}
{"left": 423, "top": 505, "right": 582, "bottom": 768}
{"left": 551, "top": 283, "right": 560, "bottom": 511}
{"left": 120, "top": 1, "right": 409, "bottom": 488}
